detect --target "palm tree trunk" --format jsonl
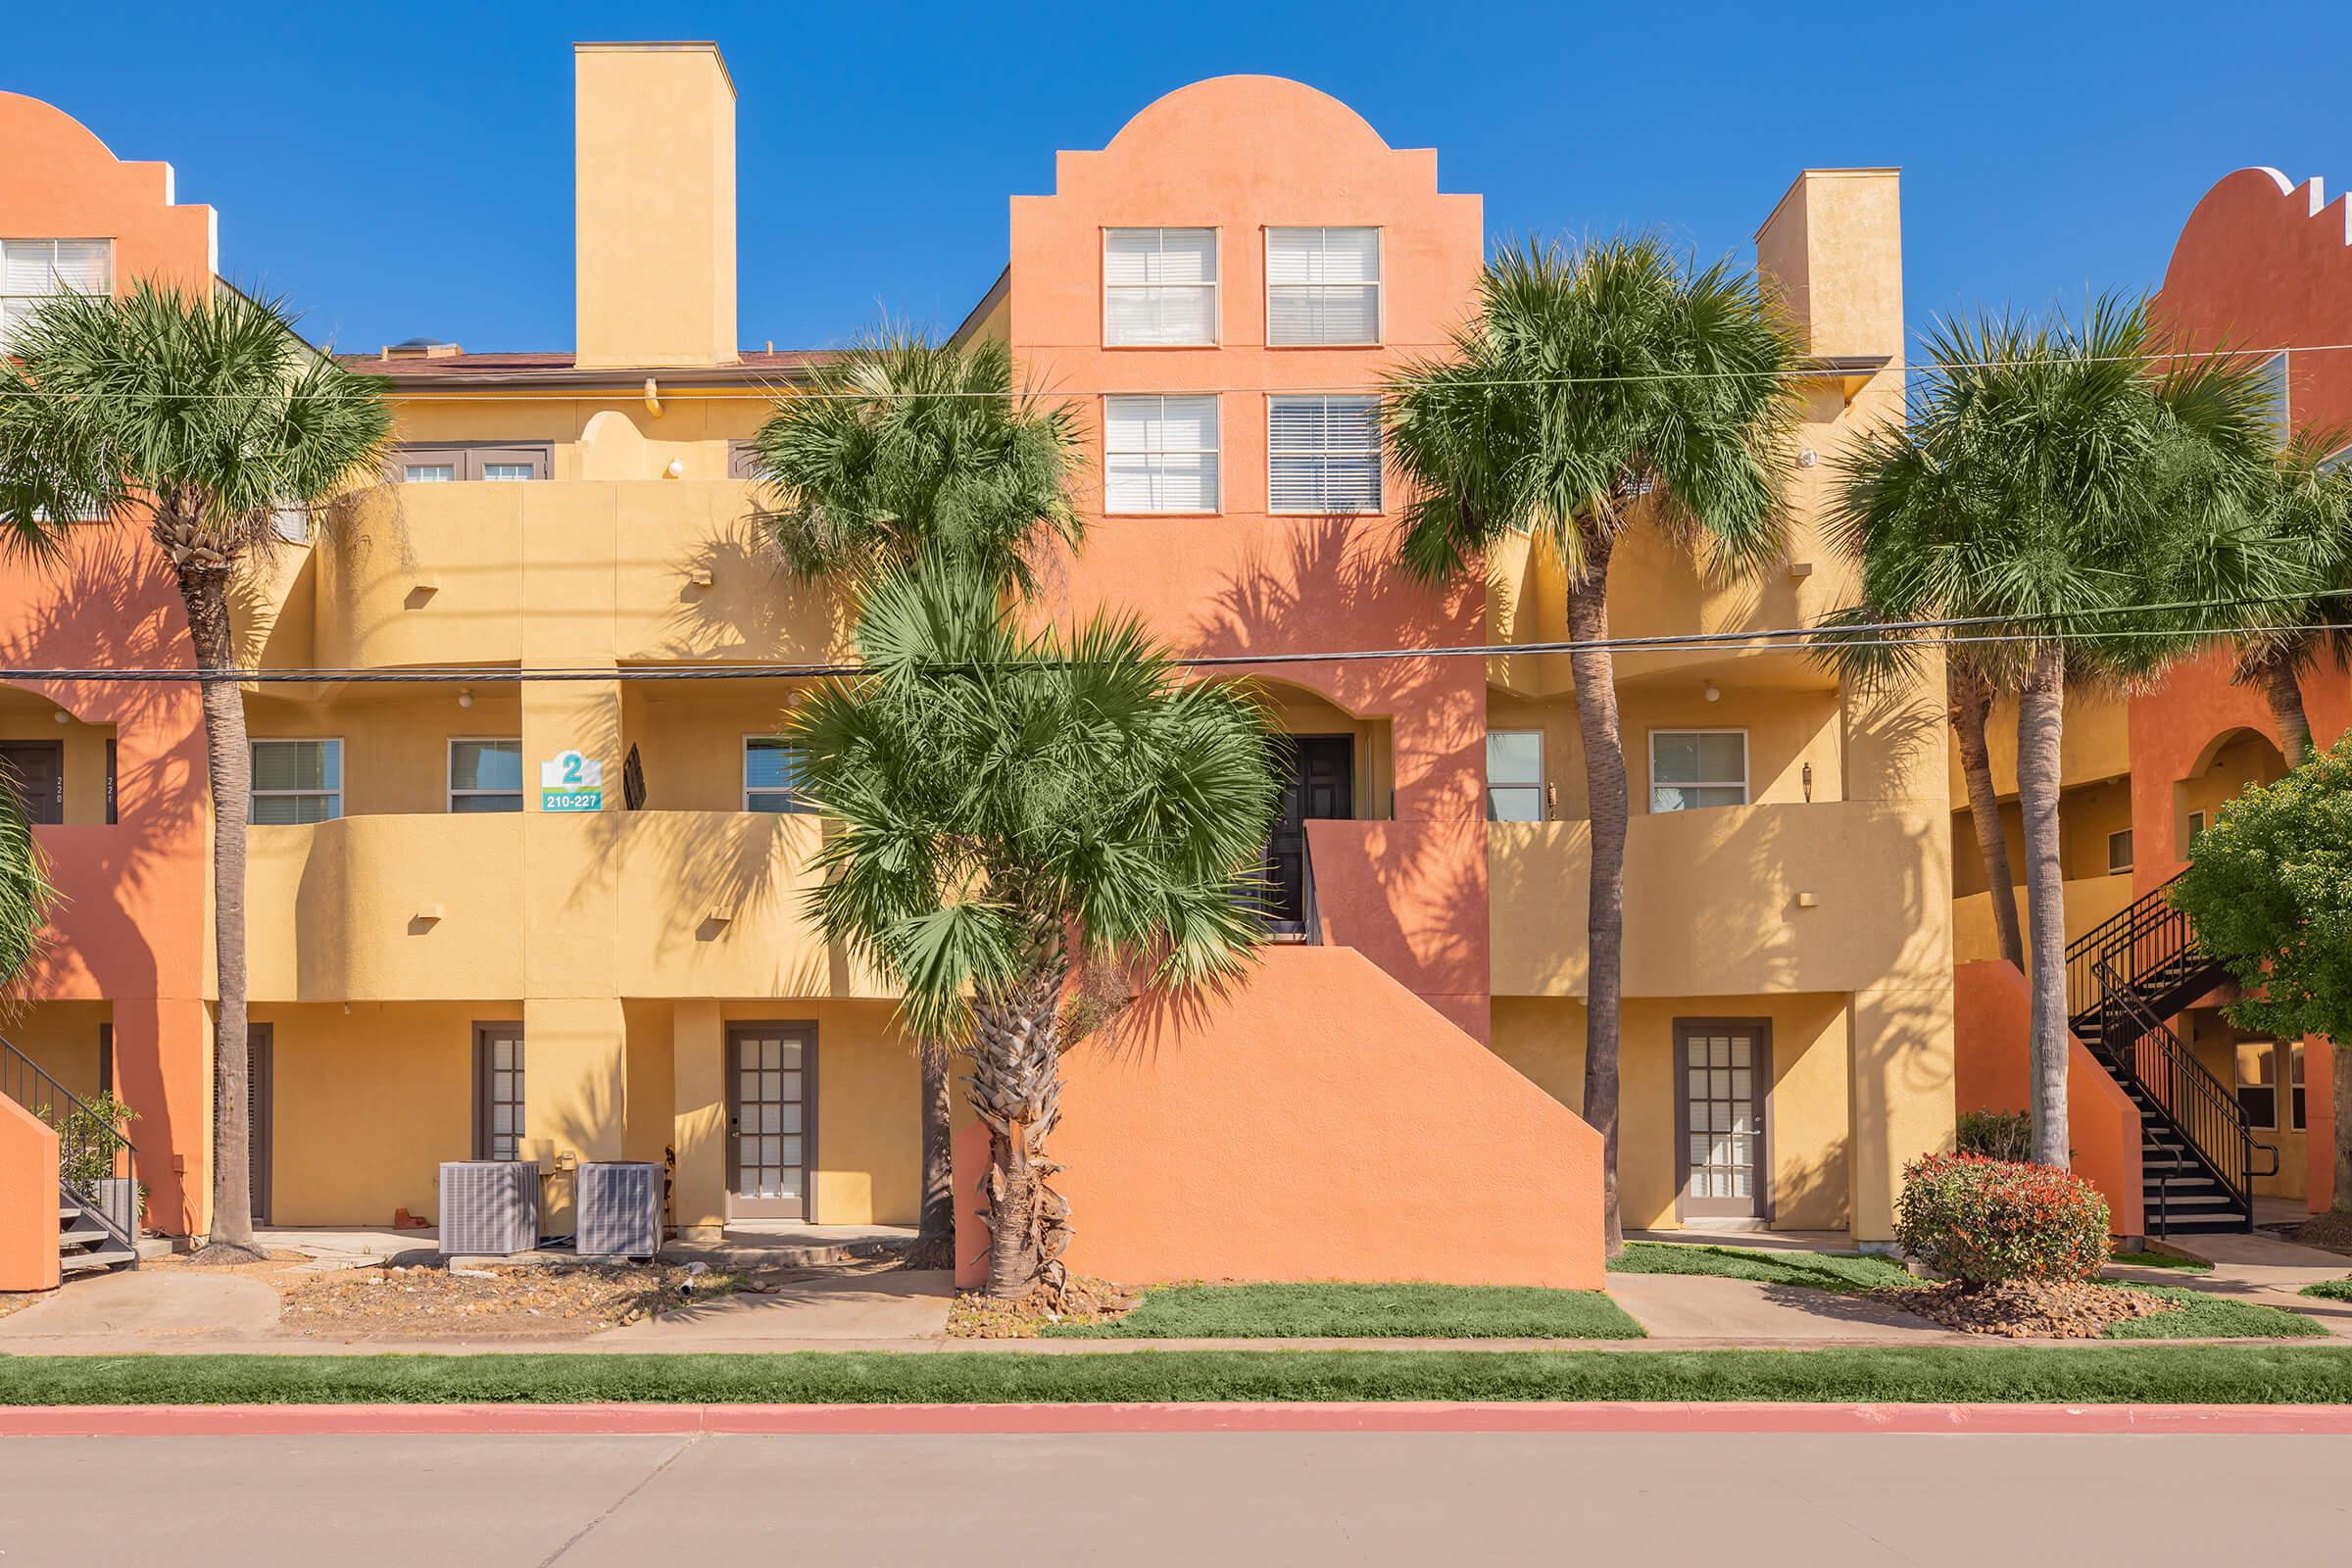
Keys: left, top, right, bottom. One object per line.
{"left": 906, "top": 1037, "right": 956, "bottom": 1270}
{"left": 2257, "top": 655, "right": 2315, "bottom": 765}
{"left": 178, "top": 563, "right": 264, "bottom": 1257}
{"left": 2015, "top": 645, "right": 2070, "bottom": 1168}
{"left": 1566, "top": 529, "right": 1627, "bottom": 1255}
{"left": 968, "top": 959, "right": 1071, "bottom": 1300}
{"left": 1949, "top": 665, "right": 2025, "bottom": 968}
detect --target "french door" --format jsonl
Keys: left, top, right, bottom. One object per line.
{"left": 1676, "top": 1019, "right": 1769, "bottom": 1221}
{"left": 726, "top": 1022, "right": 814, "bottom": 1219}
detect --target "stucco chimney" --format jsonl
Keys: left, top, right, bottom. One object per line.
{"left": 1754, "top": 169, "right": 1903, "bottom": 361}
{"left": 573, "top": 41, "right": 738, "bottom": 369}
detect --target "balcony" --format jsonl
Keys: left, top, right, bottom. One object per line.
{"left": 312, "top": 481, "right": 854, "bottom": 670}
{"left": 246, "top": 809, "right": 889, "bottom": 1003}
{"left": 1488, "top": 801, "right": 1949, "bottom": 999}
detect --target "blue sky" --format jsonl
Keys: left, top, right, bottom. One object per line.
{"left": 11, "top": 1, "right": 2348, "bottom": 356}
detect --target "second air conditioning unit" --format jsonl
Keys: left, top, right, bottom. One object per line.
{"left": 576, "top": 1161, "right": 662, "bottom": 1259}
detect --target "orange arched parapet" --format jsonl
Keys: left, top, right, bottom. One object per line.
{"left": 0, "top": 90, "right": 220, "bottom": 1236}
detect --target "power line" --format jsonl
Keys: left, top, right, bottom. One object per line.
{"left": 3, "top": 342, "right": 2347, "bottom": 403}
{"left": 2, "top": 601, "right": 2343, "bottom": 683}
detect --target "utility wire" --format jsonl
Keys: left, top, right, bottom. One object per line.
{"left": 2, "top": 600, "right": 2343, "bottom": 683}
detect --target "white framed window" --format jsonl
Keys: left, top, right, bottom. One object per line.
{"left": 1267, "top": 394, "right": 1383, "bottom": 514}
{"left": 1486, "top": 730, "right": 1545, "bottom": 822}
{"left": 1103, "top": 395, "right": 1218, "bottom": 514}
{"left": 1, "top": 238, "right": 111, "bottom": 336}
{"left": 1650, "top": 730, "right": 1747, "bottom": 812}
{"left": 1265, "top": 227, "right": 1381, "bottom": 346}
{"left": 449, "top": 738, "right": 523, "bottom": 813}
{"left": 391, "top": 443, "right": 551, "bottom": 482}
{"left": 2255, "top": 351, "right": 2289, "bottom": 444}
{"left": 744, "top": 736, "right": 812, "bottom": 813}
{"left": 251, "top": 738, "right": 343, "bottom": 824}
{"left": 2107, "top": 829, "right": 2133, "bottom": 875}
{"left": 403, "top": 463, "right": 457, "bottom": 483}
{"left": 1102, "top": 227, "right": 1217, "bottom": 347}
{"left": 481, "top": 463, "right": 535, "bottom": 482}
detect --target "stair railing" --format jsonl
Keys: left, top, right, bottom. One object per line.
{"left": 2066, "top": 870, "right": 2197, "bottom": 1031}
{"left": 2090, "top": 964, "right": 2267, "bottom": 1217}
{"left": 1, "top": 1036, "right": 140, "bottom": 1250}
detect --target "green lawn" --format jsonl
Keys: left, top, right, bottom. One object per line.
{"left": 2102, "top": 1284, "right": 2328, "bottom": 1340}
{"left": 6, "top": 1347, "right": 2352, "bottom": 1406}
{"left": 2299, "top": 1279, "right": 2352, "bottom": 1301}
{"left": 1039, "top": 1283, "right": 1645, "bottom": 1340}
{"left": 1606, "top": 1242, "right": 1915, "bottom": 1296}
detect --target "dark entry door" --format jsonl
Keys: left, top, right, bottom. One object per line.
{"left": 0, "top": 741, "right": 65, "bottom": 825}
{"left": 1263, "top": 735, "right": 1353, "bottom": 932}
{"left": 726, "top": 1022, "right": 814, "bottom": 1220}
{"left": 214, "top": 1024, "right": 273, "bottom": 1226}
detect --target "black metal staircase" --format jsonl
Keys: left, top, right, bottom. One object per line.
{"left": 2065, "top": 874, "right": 2270, "bottom": 1235}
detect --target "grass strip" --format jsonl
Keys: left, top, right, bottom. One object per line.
{"left": 2299, "top": 1279, "right": 2352, "bottom": 1301}
{"left": 1042, "top": 1284, "right": 1645, "bottom": 1340}
{"left": 6, "top": 1347, "right": 2352, "bottom": 1407}
{"left": 2104, "top": 1251, "right": 2213, "bottom": 1273}
{"left": 1606, "top": 1243, "right": 1914, "bottom": 1296}
{"left": 2102, "top": 1284, "right": 2328, "bottom": 1340}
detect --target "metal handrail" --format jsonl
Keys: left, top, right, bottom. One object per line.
{"left": 1, "top": 1036, "right": 140, "bottom": 1249}
{"left": 2065, "top": 870, "right": 2198, "bottom": 1032}
{"left": 2093, "top": 961, "right": 2255, "bottom": 1212}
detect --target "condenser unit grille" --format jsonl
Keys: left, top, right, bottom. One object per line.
{"left": 576, "top": 1161, "right": 662, "bottom": 1258}
{"left": 439, "top": 1160, "right": 540, "bottom": 1256}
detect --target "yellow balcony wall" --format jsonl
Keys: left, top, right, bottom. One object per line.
{"left": 1952, "top": 873, "right": 2132, "bottom": 965}
{"left": 314, "top": 480, "right": 851, "bottom": 671}
{"left": 247, "top": 808, "right": 891, "bottom": 1004}
{"left": 1489, "top": 801, "right": 1950, "bottom": 999}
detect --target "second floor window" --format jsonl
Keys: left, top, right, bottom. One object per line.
{"left": 450, "top": 739, "right": 524, "bottom": 813}
{"left": 393, "top": 443, "right": 553, "bottom": 482}
{"left": 744, "top": 737, "right": 812, "bottom": 813}
{"left": 1268, "top": 395, "right": 1382, "bottom": 514}
{"left": 1486, "top": 730, "right": 1545, "bottom": 822}
{"left": 2, "top": 238, "right": 111, "bottom": 336}
{"left": 251, "top": 738, "right": 342, "bottom": 824}
{"left": 2106, "top": 829, "right": 2133, "bottom": 876}
{"left": 1650, "top": 731, "right": 1746, "bottom": 812}
{"left": 1265, "top": 227, "right": 1380, "bottom": 346}
{"left": 1103, "top": 227, "right": 1217, "bottom": 347}
{"left": 1104, "top": 395, "right": 1218, "bottom": 514}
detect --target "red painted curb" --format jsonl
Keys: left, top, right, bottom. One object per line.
{"left": 6, "top": 1401, "right": 2352, "bottom": 1438}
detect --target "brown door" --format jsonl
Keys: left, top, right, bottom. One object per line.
{"left": 215, "top": 1023, "right": 273, "bottom": 1226}
{"left": 1262, "top": 734, "right": 1353, "bottom": 931}
{"left": 472, "top": 1023, "right": 525, "bottom": 1161}
{"left": 1676, "top": 1019, "right": 1769, "bottom": 1221}
{"left": 0, "top": 741, "right": 65, "bottom": 825}
{"left": 726, "top": 1022, "right": 814, "bottom": 1219}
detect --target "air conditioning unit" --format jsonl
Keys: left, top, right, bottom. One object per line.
{"left": 438, "top": 1160, "right": 540, "bottom": 1256}
{"left": 576, "top": 1161, "right": 662, "bottom": 1259}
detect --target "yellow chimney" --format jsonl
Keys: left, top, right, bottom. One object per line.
{"left": 1754, "top": 169, "right": 1903, "bottom": 362}
{"left": 573, "top": 41, "right": 739, "bottom": 369}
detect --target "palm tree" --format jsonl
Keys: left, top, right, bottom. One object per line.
{"left": 783, "top": 562, "right": 1280, "bottom": 1301}
{"left": 1385, "top": 236, "right": 1801, "bottom": 1254}
{"left": 2229, "top": 433, "right": 2352, "bottom": 763}
{"left": 746, "top": 330, "right": 1083, "bottom": 1271}
{"left": 1949, "top": 659, "right": 2026, "bottom": 967}
{"left": 0, "top": 760, "right": 56, "bottom": 994}
{"left": 1822, "top": 302, "right": 2290, "bottom": 1167}
{"left": 0, "top": 284, "right": 389, "bottom": 1257}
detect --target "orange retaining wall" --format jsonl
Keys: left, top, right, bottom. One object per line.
{"left": 0, "top": 1097, "right": 62, "bottom": 1293}
{"left": 1953, "top": 959, "right": 2145, "bottom": 1237}
{"left": 954, "top": 945, "right": 1604, "bottom": 1290}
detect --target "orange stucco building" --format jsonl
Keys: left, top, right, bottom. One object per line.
{"left": 4, "top": 47, "right": 1958, "bottom": 1292}
{"left": 0, "top": 92, "right": 219, "bottom": 1291}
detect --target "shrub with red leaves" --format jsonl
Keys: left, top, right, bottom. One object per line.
{"left": 1895, "top": 1152, "right": 2110, "bottom": 1285}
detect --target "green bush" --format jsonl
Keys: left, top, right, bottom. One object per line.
{"left": 1956, "top": 1109, "right": 2032, "bottom": 1162}
{"left": 1895, "top": 1152, "right": 2109, "bottom": 1285}
{"left": 38, "top": 1089, "right": 136, "bottom": 1192}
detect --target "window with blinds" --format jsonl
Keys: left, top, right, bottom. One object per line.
{"left": 1265, "top": 227, "right": 1380, "bottom": 346}
{"left": 251, "top": 738, "right": 343, "bottom": 823}
{"left": 744, "top": 737, "right": 812, "bottom": 812}
{"left": 449, "top": 739, "right": 524, "bottom": 813}
{"left": 1267, "top": 394, "right": 1383, "bottom": 514}
{"left": 1, "top": 239, "right": 111, "bottom": 336}
{"left": 1103, "top": 228, "right": 1217, "bottom": 346}
{"left": 1104, "top": 395, "right": 1218, "bottom": 513}
{"left": 1650, "top": 731, "right": 1747, "bottom": 812}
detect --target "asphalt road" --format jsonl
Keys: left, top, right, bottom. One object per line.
{"left": 3, "top": 1430, "right": 2346, "bottom": 1563}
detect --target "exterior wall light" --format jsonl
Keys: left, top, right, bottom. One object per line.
{"left": 1704, "top": 682, "right": 1721, "bottom": 703}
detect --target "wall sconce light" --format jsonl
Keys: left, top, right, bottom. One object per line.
{"left": 1796, "top": 892, "right": 1819, "bottom": 908}
{"left": 458, "top": 689, "right": 474, "bottom": 710}
{"left": 1788, "top": 560, "right": 1815, "bottom": 579}
{"left": 1796, "top": 448, "right": 1819, "bottom": 469}
{"left": 52, "top": 710, "right": 70, "bottom": 724}
{"left": 663, "top": 458, "right": 686, "bottom": 479}
{"left": 687, "top": 567, "right": 715, "bottom": 589}
{"left": 1704, "top": 682, "right": 1721, "bottom": 704}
